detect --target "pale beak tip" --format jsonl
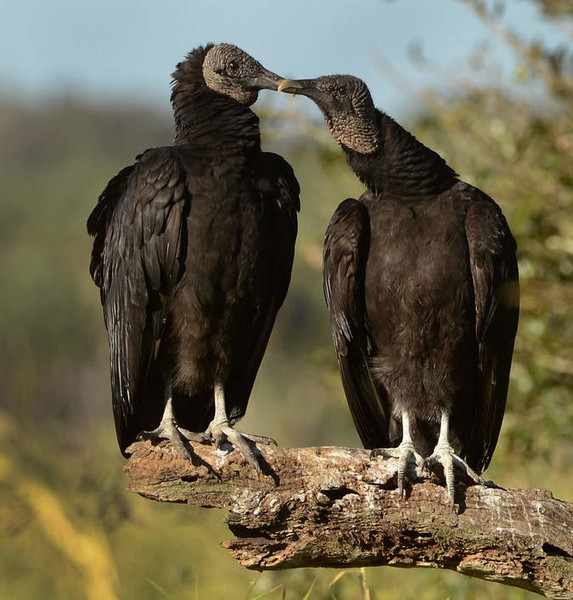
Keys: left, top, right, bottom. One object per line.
{"left": 277, "top": 78, "right": 299, "bottom": 93}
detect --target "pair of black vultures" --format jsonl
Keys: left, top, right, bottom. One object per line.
{"left": 88, "top": 43, "right": 519, "bottom": 508}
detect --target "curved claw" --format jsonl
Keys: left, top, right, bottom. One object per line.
{"left": 206, "top": 421, "right": 277, "bottom": 475}
{"left": 139, "top": 397, "right": 209, "bottom": 462}
{"left": 205, "top": 382, "right": 276, "bottom": 474}
{"left": 424, "top": 444, "right": 485, "bottom": 510}
{"left": 140, "top": 420, "right": 198, "bottom": 462}
{"left": 216, "top": 425, "right": 262, "bottom": 474}
{"left": 372, "top": 442, "right": 424, "bottom": 498}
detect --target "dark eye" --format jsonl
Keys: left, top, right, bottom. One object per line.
{"left": 337, "top": 85, "right": 347, "bottom": 95}
{"left": 228, "top": 60, "right": 239, "bottom": 72}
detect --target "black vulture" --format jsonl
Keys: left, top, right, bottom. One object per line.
{"left": 279, "top": 75, "right": 518, "bottom": 506}
{"left": 87, "top": 44, "right": 299, "bottom": 472}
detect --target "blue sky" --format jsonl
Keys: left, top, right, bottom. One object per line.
{"left": 0, "top": 0, "right": 567, "bottom": 117}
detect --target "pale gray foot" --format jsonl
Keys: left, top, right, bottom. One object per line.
{"left": 205, "top": 382, "right": 277, "bottom": 475}
{"left": 372, "top": 441, "right": 424, "bottom": 498}
{"left": 424, "top": 410, "right": 485, "bottom": 510}
{"left": 371, "top": 411, "right": 423, "bottom": 497}
{"left": 138, "top": 397, "right": 208, "bottom": 461}
{"left": 205, "top": 420, "right": 276, "bottom": 475}
{"left": 424, "top": 442, "right": 484, "bottom": 510}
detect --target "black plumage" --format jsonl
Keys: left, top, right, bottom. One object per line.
{"left": 87, "top": 44, "right": 299, "bottom": 470}
{"left": 279, "top": 75, "right": 518, "bottom": 505}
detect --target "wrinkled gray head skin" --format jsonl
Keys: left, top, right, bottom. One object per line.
{"left": 279, "top": 75, "right": 379, "bottom": 154}
{"left": 202, "top": 43, "right": 283, "bottom": 105}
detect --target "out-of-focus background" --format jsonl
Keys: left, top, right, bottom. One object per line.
{"left": 1, "top": 0, "right": 571, "bottom": 598}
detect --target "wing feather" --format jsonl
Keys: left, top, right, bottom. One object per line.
{"left": 225, "top": 153, "right": 300, "bottom": 423}
{"left": 464, "top": 196, "right": 519, "bottom": 472}
{"left": 323, "top": 198, "right": 391, "bottom": 449}
{"left": 88, "top": 147, "right": 189, "bottom": 452}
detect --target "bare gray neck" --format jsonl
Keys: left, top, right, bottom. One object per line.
{"left": 344, "top": 111, "right": 457, "bottom": 198}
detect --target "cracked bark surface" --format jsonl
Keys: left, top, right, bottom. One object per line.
{"left": 125, "top": 440, "right": 573, "bottom": 599}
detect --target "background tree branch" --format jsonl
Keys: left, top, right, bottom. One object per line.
{"left": 126, "top": 440, "right": 573, "bottom": 599}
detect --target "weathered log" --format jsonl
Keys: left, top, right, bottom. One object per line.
{"left": 125, "top": 440, "right": 573, "bottom": 599}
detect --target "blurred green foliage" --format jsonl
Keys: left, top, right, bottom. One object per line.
{"left": 1, "top": 1, "right": 572, "bottom": 598}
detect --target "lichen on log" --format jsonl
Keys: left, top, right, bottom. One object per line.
{"left": 125, "top": 440, "right": 573, "bottom": 599}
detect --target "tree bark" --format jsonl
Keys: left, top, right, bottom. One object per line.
{"left": 125, "top": 440, "right": 573, "bottom": 599}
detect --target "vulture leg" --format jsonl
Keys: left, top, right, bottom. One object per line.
{"left": 372, "top": 412, "right": 424, "bottom": 498}
{"left": 205, "top": 382, "right": 277, "bottom": 474}
{"left": 424, "top": 410, "right": 485, "bottom": 509}
{"left": 139, "top": 388, "right": 209, "bottom": 461}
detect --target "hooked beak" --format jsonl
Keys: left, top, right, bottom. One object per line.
{"left": 277, "top": 79, "right": 322, "bottom": 101}
{"left": 249, "top": 68, "right": 286, "bottom": 91}
{"left": 277, "top": 78, "right": 303, "bottom": 93}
